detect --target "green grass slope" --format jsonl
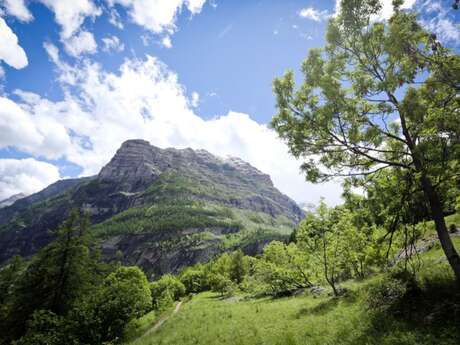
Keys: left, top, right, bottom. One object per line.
{"left": 128, "top": 238, "right": 460, "bottom": 345}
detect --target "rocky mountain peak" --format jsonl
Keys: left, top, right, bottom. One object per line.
{"left": 98, "top": 139, "right": 165, "bottom": 191}
{"left": 98, "top": 139, "right": 274, "bottom": 191}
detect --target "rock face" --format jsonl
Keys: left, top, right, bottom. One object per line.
{"left": 0, "top": 140, "right": 303, "bottom": 275}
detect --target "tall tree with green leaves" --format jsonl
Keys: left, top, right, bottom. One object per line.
{"left": 272, "top": 0, "right": 460, "bottom": 281}
{"left": 1, "top": 209, "right": 101, "bottom": 343}
{"left": 296, "top": 201, "right": 350, "bottom": 296}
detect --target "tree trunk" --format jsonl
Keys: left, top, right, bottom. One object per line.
{"left": 397, "top": 109, "right": 460, "bottom": 283}
{"left": 421, "top": 175, "right": 460, "bottom": 284}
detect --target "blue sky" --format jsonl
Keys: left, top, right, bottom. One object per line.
{"left": 0, "top": 0, "right": 459, "bottom": 204}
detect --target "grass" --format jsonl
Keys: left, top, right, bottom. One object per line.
{"left": 127, "top": 236, "right": 460, "bottom": 345}
{"left": 128, "top": 285, "right": 459, "bottom": 345}
{"left": 124, "top": 310, "right": 158, "bottom": 342}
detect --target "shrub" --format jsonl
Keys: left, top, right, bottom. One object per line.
{"left": 366, "top": 268, "right": 419, "bottom": 315}
{"left": 150, "top": 274, "right": 186, "bottom": 309}
{"left": 180, "top": 266, "right": 209, "bottom": 293}
{"left": 75, "top": 266, "right": 152, "bottom": 344}
{"left": 13, "top": 310, "right": 78, "bottom": 345}
{"left": 209, "top": 273, "right": 236, "bottom": 297}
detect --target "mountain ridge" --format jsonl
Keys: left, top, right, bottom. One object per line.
{"left": 0, "top": 139, "right": 303, "bottom": 275}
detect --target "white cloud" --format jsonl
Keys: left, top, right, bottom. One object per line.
{"left": 432, "top": 18, "right": 460, "bottom": 42}
{"left": 186, "top": 0, "right": 207, "bottom": 14}
{"left": 38, "top": 0, "right": 101, "bottom": 39}
{"left": 140, "top": 34, "right": 151, "bottom": 46}
{"left": 2, "top": 0, "right": 33, "bottom": 22}
{"left": 102, "top": 35, "right": 125, "bottom": 53}
{"left": 0, "top": 17, "right": 28, "bottom": 69}
{"left": 161, "top": 36, "right": 172, "bottom": 48}
{"left": 43, "top": 42, "right": 59, "bottom": 64}
{"left": 0, "top": 94, "right": 73, "bottom": 159}
{"left": 64, "top": 30, "right": 97, "bottom": 57}
{"left": 108, "top": 8, "right": 124, "bottom": 29}
{"left": 299, "top": 7, "right": 330, "bottom": 22}
{"left": 0, "top": 158, "right": 60, "bottom": 200}
{"left": 190, "top": 91, "right": 199, "bottom": 107}
{"left": 0, "top": 54, "right": 342, "bottom": 205}
{"left": 107, "top": 0, "right": 207, "bottom": 34}
{"left": 418, "top": 1, "right": 460, "bottom": 45}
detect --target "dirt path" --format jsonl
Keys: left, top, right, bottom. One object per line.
{"left": 143, "top": 301, "right": 183, "bottom": 337}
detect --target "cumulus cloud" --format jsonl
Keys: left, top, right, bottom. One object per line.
{"left": 0, "top": 54, "right": 342, "bottom": 204}
{"left": 0, "top": 17, "right": 28, "bottom": 69}
{"left": 418, "top": 0, "right": 460, "bottom": 45}
{"left": 102, "top": 35, "right": 125, "bottom": 53}
{"left": 0, "top": 93, "right": 73, "bottom": 159}
{"left": 108, "top": 8, "right": 124, "bottom": 29}
{"left": 190, "top": 91, "right": 199, "bottom": 107}
{"left": 2, "top": 0, "right": 33, "bottom": 22}
{"left": 161, "top": 36, "right": 172, "bottom": 48}
{"left": 39, "top": 0, "right": 101, "bottom": 39}
{"left": 63, "top": 30, "right": 97, "bottom": 57}
{"left": 299, "top": 7, "right": 330, "bottom": 22}
{"left": 36, "top": 0, "right": 101, "bottom": 57}
{"left": 107, "top": 0, "right": 207, "bottom": 34}
{"left": 0, "top": 158, "right": 60, "bottom": 200}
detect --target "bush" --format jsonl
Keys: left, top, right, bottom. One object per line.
{"left": 157, "top": 289, "right": 175, "bottom": 312}
{"left": 74, "top": 266, "right": 152, "bottom": 344}
{"left": 180, "top": 266, "right": 209, "bottom": 293}
{"left": 150, "top": 274, "right": 185, "bottom": 310}
{"left": 366, "top": 268, "right": 419, "bottom": 315}
{"left": 209, "top": 273, "right": 236, "bottom": 297}
{"left": 13, "top": 310, "right": 78, "bottom": 345}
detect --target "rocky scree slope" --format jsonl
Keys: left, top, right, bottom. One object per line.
{"left": 0, "top": 140, "right": 303, "bottom": 275}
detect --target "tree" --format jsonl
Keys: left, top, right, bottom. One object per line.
{"left": 76, "top": 266, "right": 151, "bottom": 344}
{"left": 272, "top": 0, "right": 460, "bottom": 282}
{"left": 0, "top": 255, "right": 24, "bottom": 305}
{"left": 209, "top": 273, "right": 235, "bottom": 297}
{"left": 180, "top": 265, "right": 209, "bottom": 293}
{"left": 296, "top": 202, "right": 350, "bottom": 296}
{"left": 256, "top": 241, "right": 314, "bottom": 295}
{"left": 1, "top": 210, "right": 100, "bottom": 343}
{"left": 13, "top": 310, "right": 78, "bottom": 345}
{"left": 230, "top": 249, "right": 248, "bottom": 285}
{"left": 150, "top": 274, "right": 185, "bottom": 310}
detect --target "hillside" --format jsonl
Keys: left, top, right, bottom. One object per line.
{"left": 128, "top": 235, "right": 460, "bottom": 345}
{"left": 0, "top": 139, "right": 302, "bottom": 275}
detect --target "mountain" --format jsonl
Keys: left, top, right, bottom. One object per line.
{"left": 0, "top": 193, "right": 27, "bottom": 209}
{"left": 0, "top": 139, "right": 303, "bottom": 276}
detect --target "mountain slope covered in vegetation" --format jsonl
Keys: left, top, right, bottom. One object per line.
{"left": 0, "top": 139, "right": 302, "bottom": 275}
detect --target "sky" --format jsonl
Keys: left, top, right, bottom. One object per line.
{"left": 0, "top": 0, "right": 459, "bottom": 205}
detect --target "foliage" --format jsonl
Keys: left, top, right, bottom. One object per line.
{"left": 365, "top": 269, "right": 419, "bottom": 315}
{"left": 84, "top": 266, "right": 152, "bottom": 343}
{"left": 150, "top": 274, "right": 185, "bottom": 310}
{"left": 209, "top": 273, "right": 236, "bottom": 297}
{"left": 271, "top": 0, "right": 460, "bottom": 280}
{"left": 0, "top": 212, "right": 154, "bottom": 345}
{"left": 180, "top": 265, "right": 210, "bottom": 293}
{"left": 12, "top": 310, "right": 78, "bottom": 345}
{"left": 230, "top": 249, "right": 247, "bottom": 284}
{"left": 0, "top": 210, "right": 103, "bottom": 344}
{"left": 255, "top": 241, "right": 313, "bottom": 295}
